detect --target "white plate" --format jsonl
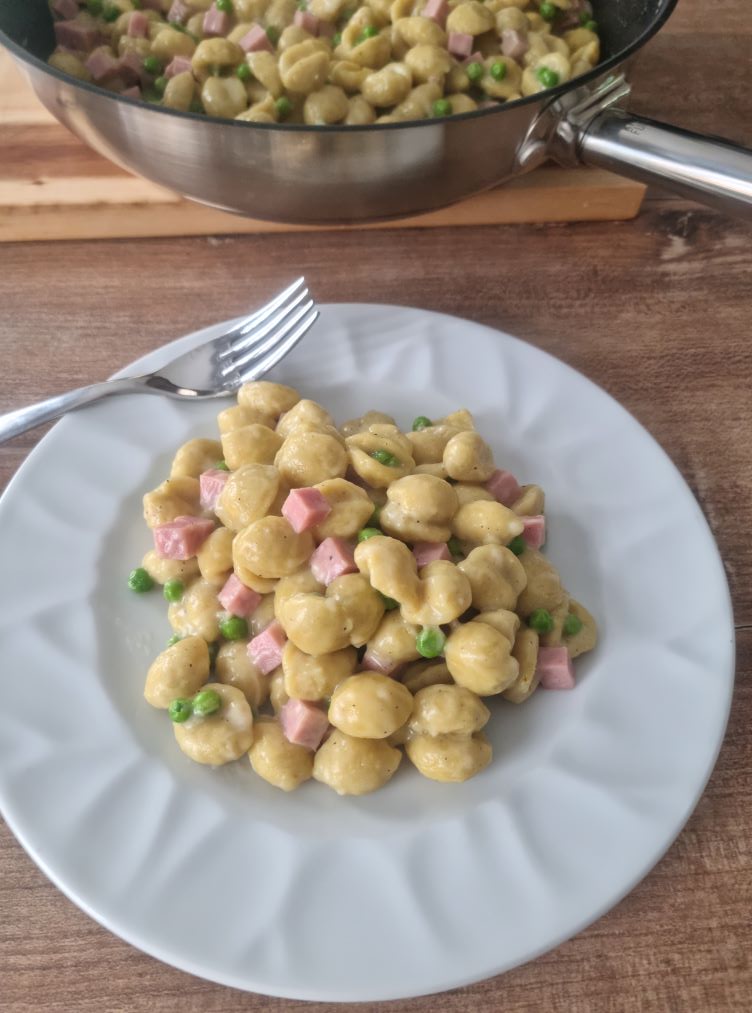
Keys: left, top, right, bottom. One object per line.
{"left": 0, "top": 304, "right": 734, "bottom": 1002}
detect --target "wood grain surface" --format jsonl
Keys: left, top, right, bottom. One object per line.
{"left": 1, "top": 1, "right": 750, "bottom": 1010}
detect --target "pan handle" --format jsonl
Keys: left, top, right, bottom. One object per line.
{"left": 575, "top": 108, "right": 752, "bottom": 218}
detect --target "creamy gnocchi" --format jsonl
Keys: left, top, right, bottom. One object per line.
{"left": 132, "top": 381, "right": 597, "bottom": 795}
{"left": 48, "top": 0, "right": 600, "bottom": 125}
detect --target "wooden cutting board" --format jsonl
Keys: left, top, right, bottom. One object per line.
{"left": 0, "top": 48, "right": 645, "bottom": 241}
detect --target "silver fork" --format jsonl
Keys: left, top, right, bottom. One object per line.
{"left": 0, "top": 278, "right": 317, "bottom": 446}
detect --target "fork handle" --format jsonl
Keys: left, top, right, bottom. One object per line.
{"left": 0, "top": 376, "right": 149, "bottom": 445}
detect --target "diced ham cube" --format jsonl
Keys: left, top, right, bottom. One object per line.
{"left": 118, "top": 49, "right": 146, "bottom": 86}
{"left": 218, "top": 574, "right": 262, "bottom": 617}
{"left": 281, "top": 487, "right": 332, "bottom": 533}
{"left": 128, "top": 11, "right": 150, "bottom": 37}
{"left": 317, "top": 20, "right": 336, "bottom": 37}
{"left": 463, "top": 50, "right": 483, "bottom": 66}
{"left": 199, "top": 468, "right": 230, "bottom": 512}
{"left": 247, "top": 620, "right": 287, "bottom": 675}
{"left": 203, "top": 7, "right": 232, "bottom": 37}
{"left": 486, "top": 468, "right": 522, "bottom": 506}
{"left": 293, "top": 9, "right": 320, "bottom": 34}
{"left": 85, "top": 47, "right": 123, "bottom": 83}
{"left": 165, "top": 55, "right": 193, "bottom": 78}
{"left": 423, "top": 0, "right": 449, "bottom": 27}
{"left": 309, "top": 537, "right": 356, "bottom": 586}
{"left": 279, "top": 699, "right": 329, "bottom": 751}
{"left": 239, "top": 24, "right": 274, "bottom": 53}
{"left": 54, "top": 20, "right": 102, "bottom": 52}
{"left": 120, "top": 85, "right": 142, "bottom": 99}
{"left": 52, "top": 0, "right": 80, "bottom": 20}
{"left": 153, "top": 515, "right": 215, "bottom": 560}
{"left": 447, "top": 31, "right": 473, "bottom": 59}
{"left": 362, "top": 651, "right": 402, "bottom": 677}
{"left": 168, "top": 0, "right": 192, "bottom": 24}
{"left": 536, "top": 646, "right": 575, "bottom": 690}
{"left": 501, "top": 29, "right": 528, "bottom": 60}
{"left": 413, "top": 542, "right": 451, "bottom": 567}
{"left": 521, "top": 514, "right": 546, "bottom": 549}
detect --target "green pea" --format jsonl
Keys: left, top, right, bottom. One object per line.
{"left": 266, "top": 25, "right": 280, "bottom": 45}
{"left": 357, "top": 527, "right": 382, "bottom": 542}
{"left": 332, "top": 31, "right": 342, "bottom": 45}
{"left": 236, "top": 63, "right": 251, "bottom": 81}
{"left": 507, "top": 535, "right": 526, "bottom": 556}
{"left": 368, "top": 505, "right": 382, "bottom": 526}
{"left": 219, "top": 615, "right": 249, "bottom": 640}
{"left": 380, "top": 593, "right": 400, "bottom": 611}
{"left": 163, "top": 579, "right": 184, "bottom": 603}
{"left": 412, "top": 415, "right": 432, "bottom": 431}
{"left": 192, "top": 688, "right": 222, "bottom": 717}
{"left": 490, "top": 60, "right": 506, "bottom": 81}
{"left": 169, "top": 698, "right": 193, "bottom": 723}
{"left": 103, "top": 4, "right": 120, "bottom": 22}
{"left": 466, "top": 61, "right": 483, "bottom": 84}
{"left": 447, "top": 537, "right": 463, "bottom": 559}
{"left": 216, "top": 0, "right": 233, "bottom": 11}
{"left": 584, "top": 19, "right": 598, "bottom": 31}
{"left": 371, "top": 448, "right": 401, "bottom": 467}
{"left": 528, "top": 608, "right": 554, "bottom": 634}
{"left": 128, "top": 567, "right": 154, "bottom": 593}
{"left": 416, "top": 626, "right": 446, "bottom": 659}
{"left": 431, "top": 98, "right": 452, "bottom": 117}
{"left": 536, "top": 66, "right": 560, "bottom": 88}
{"left": 563, "top": 613, "right": 583, "bottom": 636}
{"left": 143, "top": 55, "right": 162, "bottom": 75}
{"left": 86, "top": 0, "right": 103, "bottom": 14}
{"left": 357, "top": 25, "right": 378, "bottom": 43}
{"left": 215, "top": 459, "right": 230, "bottom": 470}
{"left": 153, "top": 75, "right": 167, "bottom": 95}
{"left": 166, "top": 633, "right": 182, "bottom": 647}
{"left": 539, "top": 2, "right": 557, "bottom": 21}
{"left": 275, "top": 95, "right": 292, "bottom": 119}
{"left": 297, "top": 0, "right": 307, "bottom": 7}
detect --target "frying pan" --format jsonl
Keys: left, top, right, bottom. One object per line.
{"left": 1, "top": 0, "right": 751, "bottom": 224}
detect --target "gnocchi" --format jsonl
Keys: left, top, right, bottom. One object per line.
{"left": 136, "top": 382, "right": 596, "bottom": 795}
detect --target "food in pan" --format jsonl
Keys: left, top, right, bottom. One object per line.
{"left": 48, "top": 0, "right": 600, "bottom": 124}
{"left": 131, "top": 381, "right": 597, "bottom": 795}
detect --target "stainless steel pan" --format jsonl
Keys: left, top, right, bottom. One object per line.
{"left": 2, "top": 0, "right": 751, "bottom": 224}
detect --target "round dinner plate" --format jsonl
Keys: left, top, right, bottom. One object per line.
{"left": 0, "top": 304, "right": 734, "bottom": 1001}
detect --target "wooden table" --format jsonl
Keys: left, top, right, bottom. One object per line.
{"left": 1, "top": 1, "right": 750, "bottom": 1010}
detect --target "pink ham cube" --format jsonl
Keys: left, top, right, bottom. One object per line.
{"left": 448, "top": 31, "right": 473, "bottom": 59}
{"left": 218, "top": 574, "right": 262, "bottom": 617}
{"left": 423, "top": 0, "right": 449, "bottom": 27}
{"left": 52, "top": 0, "right": 79, "bottom": 19}
{"left": 279, "top": 699, "right": 329, "bottom": 751}
{"left": 199, "top": 468, "right": 229, "bottom": 512}
{"left": 413, "top": 542, "right": 451, "bottom": 568}
{"left": 165, "top": 55, "right": 193, "bottom": 78}
{"left": 501, "top": 29, "right": 528, "bottom": 60}
{"left": 128, "top": 11, "right": 150, "bottom": 38}
{"left": 247, "top": 620, "right": 287, "bottom": 675}
{"left": 318, "top": 20, "right": 336, "bottom": 37}
{"left": 281, "top": 487, "right": 332, "bottom": 533}
{"left": 293, "top": 9, "right": 320, "bottom": 34}
{"left": 153, "top": 515, "right": 215, "bottom": 560}
{"left": 521, "top": 514, "right": 546, "bottom": 549}
{"left": 463, "top": 50, "right": 483, "bottom": 66}
{"left": 168, "top": 0, "right": 192, "bottom": 24}
{"left": 239, "top": 24, "right": 274, "bottom": 53}
{"left": 486, "top": 468, "right": 521, "bottom": 506}
{"left": 203, "top": 7, "right": 232, "bottom": 37}
{"left": 118, "top": 49, "right": 147, "bottom": 85}
{"left": 309, "top": 537, "right": 356, "bottom": 586}
{"left": 536, "top": 646, "right": 575, "bottom": 690}
{"left": 85, "top": 48, "right": 123, "bottom": 83}
{"left": 54, "top": 20, "right": 102, "bottom": 51}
